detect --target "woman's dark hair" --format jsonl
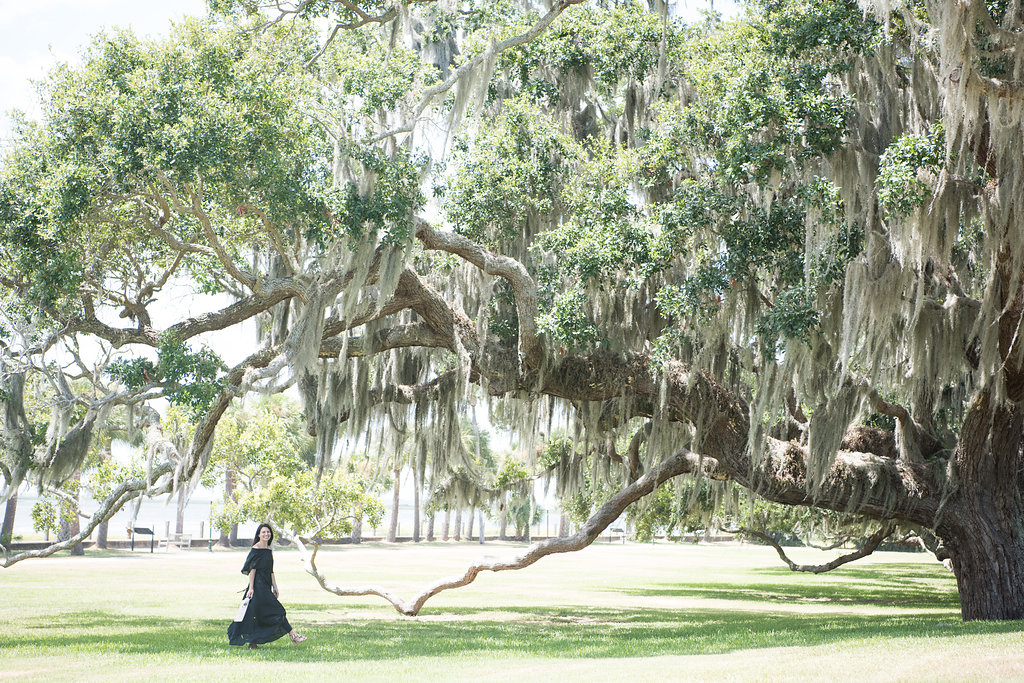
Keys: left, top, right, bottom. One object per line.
{"left": 252, "top": 523, "right": 274, "bottom": 546}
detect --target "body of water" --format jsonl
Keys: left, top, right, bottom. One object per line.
{"left": 5, "top": 484, "right": 575, "bottom": 543}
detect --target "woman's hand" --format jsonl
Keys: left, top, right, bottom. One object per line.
{"left": 246, "top": 587, "right": 254, "bottom": 599}
{"left": 272, "top": 586, "right": 279, "bottom": 597}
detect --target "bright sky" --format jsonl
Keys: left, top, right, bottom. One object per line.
{"left": 0, "top": 0, "right": 210, "bottom": 143}
{"left": 0, "top": 0, "right": 739, "bottom": 144}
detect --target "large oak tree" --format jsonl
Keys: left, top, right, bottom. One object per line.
{"left": 3, "top": 0, "right": 1024, "bottom": 621}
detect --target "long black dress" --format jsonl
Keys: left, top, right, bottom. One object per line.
{"left": 227, "top": 547, "right": 292, "bottom": 646}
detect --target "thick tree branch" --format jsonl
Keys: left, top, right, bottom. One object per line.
{"left": 415, "top": 220, "right": 541, "bottom": 370}
{"left": 867, "top": 390, "right": 945, "bottom": 462}
{"left": 966, "top": 69, "right": 1024, "bottom": 99}
{"left": 391, "top": 266, "right": 475, "bottom": 357}
{"left": 319, "top": 322, "right": 449, "bottom": 358}
{"left": 534, "top": 351, "right": 941, "bottom": 525}
{"left": 0, "top": 462, "right": 174, "bottom": 568}
{"left": 286, "top": 446, "right": 712, "bottom": 615}
{"left": 184, "top": 179, "right": 261, "bottom": 293}
{"left": 605, "top": 422, "right": 650, "bottom": 481}
{"left": 367, "top": 370, "right": 459, "bottom": 406}
{"left": 181, "top": 346, "right": 280, "bottom": 484}
{"left": 740, "top": 522, "right": 896, "bottom": 574}
{"left": 54, "top": 278, "right": 305, "bottom": 349}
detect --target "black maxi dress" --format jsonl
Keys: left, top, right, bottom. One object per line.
{"left": 227, "top": 547, "right": 292, "bottom": 646}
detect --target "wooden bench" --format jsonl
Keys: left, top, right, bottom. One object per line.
{"left": 130, "top": 527, "right": 155, "bottom": 553}
{"left": 158, "top": 533, "right": 192, "bottom": 551}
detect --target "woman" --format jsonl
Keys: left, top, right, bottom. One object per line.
{"left": 227, "top": 523, "right": 308, "bottom": 649}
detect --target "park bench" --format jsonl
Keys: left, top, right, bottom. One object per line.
{"left": 130, "top": 527, "right": 155, "bottom": 552}
{"left": 158, "top": 533, "right": 192, "bottom": 551}
{"left": 608, "top": 526, "right": 626, "bottom": 543}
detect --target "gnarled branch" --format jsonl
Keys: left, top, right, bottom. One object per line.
{"left": 1, "top": 462, "right": 174, "bottom": 568}
{"left": 286, "top": 447, "right": 714, "bottom": 615}
{"left": 415, "top": 220, "right": 541, "bottom": 371}
{"left": 740, "top": 522, "right": 896, "bottom": 574}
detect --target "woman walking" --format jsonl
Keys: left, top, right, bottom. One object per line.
{"left": 227, "top": 523, "right": 307, "bottom": 649}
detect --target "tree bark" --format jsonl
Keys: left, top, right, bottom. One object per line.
{"left": 426, "top": 511, "right": 435, "bottom": 541}
{"left": 498, "top": 496, "right": 507, "bottom": 540}
{"left": 387, "top": 462, "right": 401, "bottom": 542}
{"left": 936, "top": 392, "right": 1024, "bottom": 620}
{"left": 351, "top": 517, "right": 363, "bottom": 544}
{"left": 220, "top": 469, "right": 233, "bottom": 547}
{"left": 527, "top": 497, "right": 535, "bottom": 542}
{"left": 412, "top": 465, "right": 421, "bottom": 543}
{"left": 467, "top": 505, "right": 475, "bottom": 538}
{"left": 96, "top": 520, "right": 108, "bottom": 549}
{"left": 59, "top": 472, "right": 85, "bottom": 556}
{"left": 175, "top": 486, "right": 185, "bottom": 535}
{"left": 1, "top": 490, "right": 17, "bottom": 546}
{"left": 454, "top": 508, "right": 462, "bottom": 541}
{"left": 442, "top": 508, "right": 450, "bottom": 541}
{"left": 944, "top": 522, "right": 1024, "bottom": 621}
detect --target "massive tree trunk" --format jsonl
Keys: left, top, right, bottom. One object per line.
{"left": 936, "top": 392, "right": 1024, "bottom": 621}
{"left": 935, "top": 243, "right": 1024, "bottom": 621}
{"left": 96, "top": 520, "right": 108, "bottom": 549}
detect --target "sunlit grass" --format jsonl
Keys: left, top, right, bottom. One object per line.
{"left": 2, "top": 541, "right": 1022, "bottom": 681}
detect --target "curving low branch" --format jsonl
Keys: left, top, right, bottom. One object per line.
{"left": 0, "top": 462, "right": 174, "bottom": 568}
{"left": 285, "top": 447, "right": 712, "bottom": 615}
{"left": 739, "top": 522, "right": 896, "bottom": 574}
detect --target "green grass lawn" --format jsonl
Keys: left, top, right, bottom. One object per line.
{"left": 2, "top": 541, "right": 1022, "bottom": 681}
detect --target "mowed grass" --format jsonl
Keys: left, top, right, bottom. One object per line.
{"left": 2, "top": 541, "right": 1023, "bottom": 681}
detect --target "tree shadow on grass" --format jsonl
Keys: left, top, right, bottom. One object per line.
{"left": 620, "top": 562, "right": 959, "bottom": 610}
{"left": 11, "top": 601, "right": 1021, "bottom": 663}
